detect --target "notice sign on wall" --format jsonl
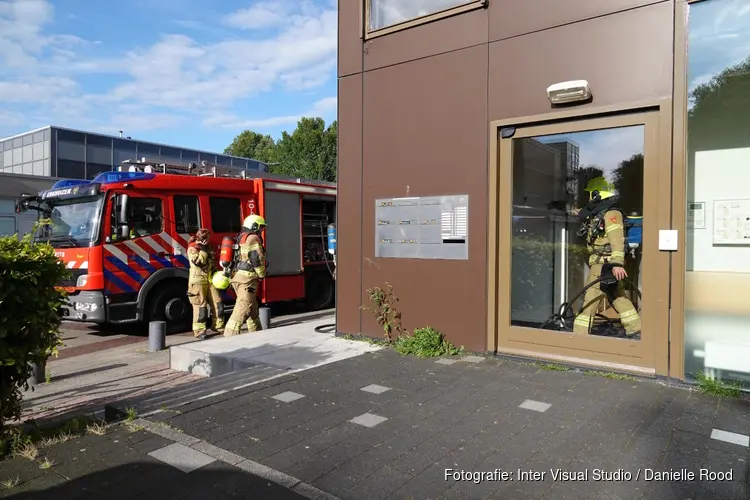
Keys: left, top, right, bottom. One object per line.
{"left": 375, "top": 195, "right": 469, "bottom": 260}
{"left": 687, "top": 201, "right": 706, "bottom": 229}
{"left": 713, "top": 199, "right": 750, "bottom": 245}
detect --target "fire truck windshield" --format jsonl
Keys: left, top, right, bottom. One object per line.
{"left": 35, "top": 195, "right": 104, "bottom": 248}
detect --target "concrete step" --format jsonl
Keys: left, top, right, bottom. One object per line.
{"left": 169, "top": 315, "right": 382, "bottom": 378}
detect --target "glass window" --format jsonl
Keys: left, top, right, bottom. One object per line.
{"left": 136, "top": 142, "right": 159, "bottom": 159}
{"left": 87, "top": 145, "right": 112, "bottom": 165}
{"left": 22, "top": 163, "right": 33, "bottom": 175}
{"left": 86, "top": 134, "right": 112, "bottom": 147}
{"left": 368, "top": 0, "right": 479, "bottom": 32}
{"left": 33, "top": 131, "right": 44, "bottom": 143}
{"left": 199, "top": 152, "right": 216, "bottom": 164}
{"left": 0, "top": 199, "right": 15, "bottom": 212}
{"left": 0, "top": 216, "right": 15, "bottom": 237}
{"left": 43, "top": 159, "right": 50, "bottom": 176}
{"left": 209, "top": 197, "right": 242, "bottom": 233}
{"left": 684, "top": 0, "right": 750, "bottom": 386}
{"left": 57, "top": 160, "right": 86, "bottom": 179}
{"left": 1, "top": 140, "right": 11, "bottom": 151}
{"left": 509, "top": 126, "right": 644, "bottom": 340}
{"left": 127, "top": 197, "right": 163, "bottom": 237}
{"left": 58, "top": 141, "right": 85, "bottom": 161}
{"left": 57, "top": 129, "right": 85, "bottom": 142}
{"left": 86, "top": 163, "right": 112, "bottom": 180}
{"left": 13, "top": 138, "right": 22, "bottom": 148}
{"left": 182, "top": 150, "right": 199, "bottom": 161}
{"left": 12, "top": 165, "right": 21, "bottom": 174}
{"left": 22, "top": 145, "right": 33, "bottom": 163}
{"left": 216, "top": 155, "right": 232, "bottom": 166}
{"left": 3, "top": 150, "right": 12, "bottom": 167}
{"left": 22, "top": 134, "right": 32, "bottom": 146}
{"left": 43, "top": 128, "right": 50, "bottom": 141}
{"left": 33, "top": 161, "right": 44, "bottom": 176}
{"left": 12, "top": 148, "right": 22, "bottom": 165}
{"left": 174, "top": 195, "right": 201, "bottom": 233}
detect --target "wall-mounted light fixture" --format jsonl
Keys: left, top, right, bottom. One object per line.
{"left": 546, "top": 80, "right": 592, "bottom": 105}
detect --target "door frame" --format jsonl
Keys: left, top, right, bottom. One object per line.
{"left": 486, "top": 99, "right": 674, "bottom": 377}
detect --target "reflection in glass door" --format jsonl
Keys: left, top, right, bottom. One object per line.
{"left": 509, "top": 126, "right": 645, "bottom": 342}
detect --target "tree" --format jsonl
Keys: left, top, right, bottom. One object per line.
{"left": 688, "top": 56, "right": 750, "bottom": 152}
{"left": 223, "top": 117, "right": 338, "bottom": 182}
{"left": 572, "top": 165, "right": 604, "bottom": 209}
{"left": 612, "top": 154, "right": 644, "bottom": 215}
{"left": 223, "top": 131, "right": 278, "bottom": 164}
{"left": 273, "top": 117, "right": 337, "bottom": 182}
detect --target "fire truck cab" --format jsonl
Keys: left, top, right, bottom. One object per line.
{"left": 15, "top": 159, "right": 337, "bottom": 332}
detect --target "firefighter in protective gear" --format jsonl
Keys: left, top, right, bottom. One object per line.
{"left": 187, "top": 228, "right": 225, "bottom": 339}
{"left": 224, "top": 215, "right": 267, "bottom": 336}
{"left": 572, "top": 177, "right": 641, "bottom": 339}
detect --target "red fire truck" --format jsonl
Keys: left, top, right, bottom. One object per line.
{"left": 15, "top": 159, "right": 337, "bottom": 332}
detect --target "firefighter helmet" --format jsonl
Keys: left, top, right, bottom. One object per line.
{"left": 584, "top": 176, "right": 616, "bottom": 201}
{"left": 242, "top": 214, "right": 266, "bottom": 233}
{"left": 211, "top": 272, "right": 231, "bottom": 290}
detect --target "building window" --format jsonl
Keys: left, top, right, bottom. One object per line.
{"left": 174, "top": 195, "right": 201, "bottom": 233}
{"left": 209, "top": 197, "right": 241, "bottom": 233}
{"left": 87, "top": 145, "right": 112, "bottom": 165}
{"left": 509, "top": 127, "right": 644, "bottom": 336}
{"left": 12, "top": 148, "right": 22, "bottom": 165}
{"left": 127, "top": 197, "right": 163, "bottom": 237}
{"left": 58, "top": 140, "right": 85, "bottom": 161}
{"left": 182, "top": 150, "right": 199, "bottom": 162}
{"left": 0, "top": 216, "right": 15, "bottom": 237}
{"left": 114, "top": 139, "right": 137, "bottom": 166}
{"left": 136, "top": 142, "right": 159, "bottom": 159}
{"left": 366, "top": 0, "right": 486, "bottom": 34}
{"left": 683, "top": 0, "right": 750, "bottom": 386}
{"left": 86, "top": 164, "right": 112, "bottom": 179}
{"left": 199, "top": 152, "right": 216, "bottom": 164}
{"left": 57, "top": 160, "right": 86, "bottom": 179}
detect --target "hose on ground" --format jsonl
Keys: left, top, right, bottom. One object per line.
{"left": 314, "top": 323, "right": 337, "bottom": 333}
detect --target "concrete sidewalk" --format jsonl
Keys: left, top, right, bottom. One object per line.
{"left": 135, "top": 349, "right": 749, "bottom": 500}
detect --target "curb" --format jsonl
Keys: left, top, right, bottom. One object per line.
{"left": 131, "top": 418, "right": 342, "bottom": 500}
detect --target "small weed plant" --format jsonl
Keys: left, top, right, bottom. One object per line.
{"left": 394, "top": 327, "right": 462, "bottom": 358}
{"left": 361, "top": 283, "right": 406, "bottom": 343}
{"left": 694, "top": 371, "right": 742, "bottom": 399}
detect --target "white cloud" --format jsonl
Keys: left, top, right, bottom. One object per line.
{"left": 204, "top": 95, "right": 337, "bottom": 129}
{"left": 0, "top": 0, "right": 338, "bottom": 138}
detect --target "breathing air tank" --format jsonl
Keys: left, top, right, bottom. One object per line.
{"left": 219, "top": 236, "right": 236, "bottom": 269}
{"left": 327, "top": 223, "right": 336, "bottom": 255}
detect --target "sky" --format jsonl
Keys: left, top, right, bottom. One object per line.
{"left": 0, "top": 0, "right": 338, "bottom": 152}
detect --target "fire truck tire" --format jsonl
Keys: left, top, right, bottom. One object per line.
{"left": 147, "top": 281, "right": 191, "bottom": 333}
{"left": 305, "top": 272, "right": 335, "bottom": 311}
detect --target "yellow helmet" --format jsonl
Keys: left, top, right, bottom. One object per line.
{"left": 242, "top": 214, "right": 266, "bottom": 233}
{"left": 211, "top": 272, "right": 231, "bottom": 290}
{"left": 584, "top": 176, "right": 616, "bottom": 201}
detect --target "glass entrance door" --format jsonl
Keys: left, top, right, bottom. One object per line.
{"left": 495, "top": 112, "right": 669, "bottom": 373}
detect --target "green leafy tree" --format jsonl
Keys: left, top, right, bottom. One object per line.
{"left": 688, "top": 56, "right": 750, "bottom": 152}
{"left": 0, "top": 222, "right": 70, "bottom": 430}
{"left": 612, "top": 154, "right": 644, "bottom": 215}
{"left": 272, "top": 117, "right": 338, "bottom": 182}
{"left": 224, "top": 130, "right": 278, "bottom": 164}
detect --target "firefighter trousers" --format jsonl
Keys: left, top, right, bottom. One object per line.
{"left": 225, "top": 279, "right": 262, "bottom": 336}
{"left": 573, "top": 263, "right": 641, "bottom": 336}
{"left": 187, "top": 282, "right": 225, "bottom": 336}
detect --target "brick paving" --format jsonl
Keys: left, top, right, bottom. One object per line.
{"left": 0, "top": 424, "right": 309, "bottom": 500}
{"left": 4, "top": 348, "right": 749, "bottom": 500}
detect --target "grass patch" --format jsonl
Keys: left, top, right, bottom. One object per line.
{"left": 694, "top": 371, "right": 742, "bottom": 399}
{"left": 1, "top": 476, "right": 20, "bottom": 489}
{"left": 124, "top": 407, "right": 138, "bottom": 422}
{"left": 37, "top": 458, "right": 55, "bottom": 470}
{"left": 1, "top": 414, "right": 109, "bottom": 460}
{"left": 340, "top": 333, "right": 388, "bottom": 346}
{"left": 534, "top": 362, "right": 571, "bottom": 372}
{"left": 394, "top": 327, "right": 463, "bottom": 358}
{"left": 584, "top": 370, "right": 637, "bottom": 381}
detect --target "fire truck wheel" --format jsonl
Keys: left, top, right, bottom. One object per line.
{"left": 305, "top": 272, "right": 335, "bottom": 311}
{"left": 147, "top": 281, "right": 191, "bottom": 333}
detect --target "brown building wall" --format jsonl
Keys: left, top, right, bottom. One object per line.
{"left": 337, "top": 0, "right": 675, "bottom": 352}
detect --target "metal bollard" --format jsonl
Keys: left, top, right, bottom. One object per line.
{"left": 27, "top": 361, "right": 46, "bottom": 385}
{"left": 149, "top": 321, "right": 167, "bottom": 352}
{"left": 259, "top": 307, "right": 272, "bottom": 330}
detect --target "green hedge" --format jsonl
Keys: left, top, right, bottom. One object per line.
{"left": 0, "top": 230, "right": 70, "bottom": 428}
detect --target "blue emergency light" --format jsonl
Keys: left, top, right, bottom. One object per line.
{"left": 91, "top": 171, "right": 156, "bottom": 185}
{"left": 327, "top": 223, "right": 336, "bottom": 255}
{"left": 50, "top": 179, "right": 91, "bottom": 189}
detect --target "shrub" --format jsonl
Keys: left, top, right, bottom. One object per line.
{"left": 394, "top": 326, "right": 462, "bottom": 358}
{"left": 0, "top": 229, "right": 70, "bottom": 429}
